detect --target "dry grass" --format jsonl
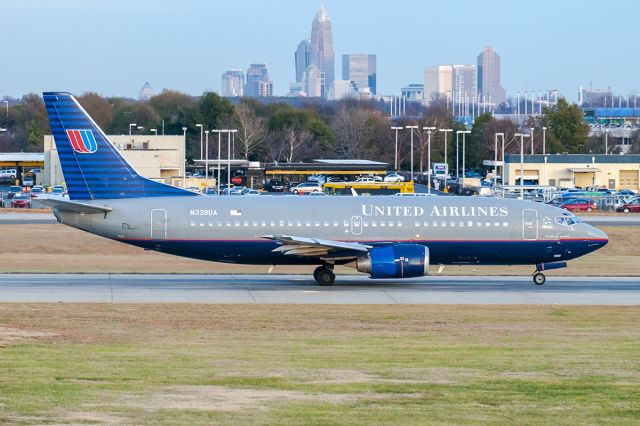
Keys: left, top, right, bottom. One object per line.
{"left": 0, "top": 304, "right": 638, "bottom": 424}
{"left": 0, "top": 223, "right": 637, "bottom": 276}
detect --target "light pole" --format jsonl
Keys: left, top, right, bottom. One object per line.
{"left": 391, "top": 126, "right": 403, "bottom": 171}
{"left": 196, "top": 124, "right": 203, "bottom": 160}
{"left": 405, "top": 126, "right": 418, "bottom": 181}
{"left": 128, "top": 123, "right": 137, "bottom": 136}
{"left": 181, "top": 127, "right": 187, "bottom": 189}
{"left": 423, "top": 126, "right": 436, "bottom": 194}
{"left": 530, "top": 127, "right": 534, "bottom": 154}
{"left": 604, "top": 128, "right": 609, "bottom": 154}
{"left": 227, "top": 130, "right": 238, "bottom": 191}
{"left": 542, "top": 127, "right": 547, "bottom": 155}
{"left": 439, "top": 129, "right": 453, "bottom": 178}
{"left": 514, "top": 133, "right": 530, "bottom": 198}
{"left": 3, "top": 100, "right": 7, "bottom": 128}
{"left": 494, "top": 133, "right": 505, "bottom": 185}
{"left": 455, "top": 131, "right": 460, "bottom": 181}
{"left": 205, "top": 130, "right": 210, "bottom": 186}
{"left": 458, "top": 130, "right": 471, "bottom": 189}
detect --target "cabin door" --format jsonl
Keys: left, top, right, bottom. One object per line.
{"left": 151, "top": 209, "right": 167, "bottom": 240}
{"left": 350, "top": 215, "right": 363, "bottom": 236}
{"left": 522, "top": 209, "right": 538, "bottom": 240}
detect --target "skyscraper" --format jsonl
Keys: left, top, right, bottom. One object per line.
{"left": 221, "top": 69, "right": 245, "bottom": 97}
{"left": 477, "top": 46, "right": 506, "bottom": 105}
{"left": 244, "top": 64, "right": 273, "bottom": 97}
{"left": 138, "top": 82, "right": 155, "bottom": 101}
{"left": 303, "top": 65, "right": 323, "bottom": 98}
{"left": 295, "top": 39, "right": 311, "bottom": 83}
{"left": 310, "top": 5, "right": 334, "bottom": 99}
{"left": 342, "top": 54, "right": 376, "bottom": 94}
{"left": 423, "top": 65, "right": 452, "bottom": 104}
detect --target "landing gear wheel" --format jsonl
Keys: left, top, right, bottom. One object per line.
{"left": 533, "top": 272, "right": 546, "bottom": 285}
{"left": 315, "top": 267, "right": 335, "bottom": 286}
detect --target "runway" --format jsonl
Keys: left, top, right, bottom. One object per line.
{"left": 0, "top": 274, "right": 639, "bottom": 305}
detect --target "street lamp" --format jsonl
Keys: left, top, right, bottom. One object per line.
{"left": 405, "top": 126, "right": 418, "bottom": 181}
{"left": 604, "top": 128, "right": 609, "bottom": 154}
{"left": 215, "top": 130, "right": 224, "bottom": 193}
{"left": 182, "top": 127, "right": 187, "bottom": 189}
{"left": 530, "top": 127, "right": 534, "bottom": 154}
{"left": 457, "top": 130, "right": 471, "bottom": 189}
{"left": 3, "top": 100, "right": 7, "bottom": 128}
{"left": 514, "top": 133, "right": 530, "bottom": 198}
{"left": 423, "top": 126, "right": 436, "bottom": 194}
{"left": 227, "top": 130, "right": 238, "bottom": 191}
{"left": 542, "top": 127, "right": 547, "bottom": 155}
{"left": 439, "top": 129, "right": 453, "bottom": 178}
{"left": 205, "top": 130, "right": 210, "bottom": 186}
{"left": 494, "top": 133, "right": 505, "bottom": 186}
{"left": 196, "top": 124, "right": 203, "bottom": 160}
{"left": 128, "top": 123, "right": 137, "bottom": 136}
{"left": 390, "top": 126, "right": 403, "bottom": 171}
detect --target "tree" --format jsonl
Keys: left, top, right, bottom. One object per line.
{"left": 77, "top": 93, "right": 114, "bottom": 130}
{"left": 281, "top": 126, "right": 314, "bottom": 163}
{"left": 330, "top": 105, "right": 376, "bottom": 159}
{"left": 544, "top": 98, "right": 590, "bottom": 153}
{"left": 234, "top": 101, "right": 266, "bottom": 160}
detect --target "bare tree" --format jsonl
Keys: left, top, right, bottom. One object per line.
{"left": 281, "top": 126, "right": 313, "bottom": 163}
{"left": 234, "top": 102, "right": 266, "bottom": 159}
{"left": 330, "top": 106, "right": 375, "bottom": 158}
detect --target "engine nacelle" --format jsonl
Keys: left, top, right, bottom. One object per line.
{"left": 352, "top": 244, "right": 429, "bottom": 279}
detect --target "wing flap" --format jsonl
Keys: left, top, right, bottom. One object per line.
{"left": 262, "top": 234, "right": 370, "bottom": 259}
{"left": 37, "top": 196, "right": 113, "bottom": 215}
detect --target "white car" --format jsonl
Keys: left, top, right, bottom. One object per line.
{"left": 384, "top": 173, "right": 405, "bottom": 182}
{"left": 289, "top": 182, "right": 323, "bottom": 194}
{"left": 355, "top": 177, "right": 376, "bottom": 183}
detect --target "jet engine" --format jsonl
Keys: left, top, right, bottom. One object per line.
{"left": 349, "top": 244, "right": 429, "bottom": 279}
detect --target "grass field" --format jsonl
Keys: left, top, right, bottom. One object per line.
{"left": 0, "top": 304, "right": 638, "bottom": 424}
{"left": 0, "top": 223, "right": 638, "bottom": 276}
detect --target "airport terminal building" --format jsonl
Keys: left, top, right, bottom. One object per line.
{"left": 504, "top": 154, "right": 640, "bottom": 190}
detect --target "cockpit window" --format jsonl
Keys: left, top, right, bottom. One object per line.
{"left": 556, "top": 215, "right": 578, "bottom": 226}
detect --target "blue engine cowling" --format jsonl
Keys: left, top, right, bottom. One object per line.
{"left": 355, "top": 244, "right": 429, "bottom": 279}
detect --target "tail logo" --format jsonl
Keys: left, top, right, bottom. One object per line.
{"left": 66, "top": 129, "right": 98, "bottom": 154}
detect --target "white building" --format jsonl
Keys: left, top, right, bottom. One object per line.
{"left": 221, "top": 69, "right": 245, "bottom": 97}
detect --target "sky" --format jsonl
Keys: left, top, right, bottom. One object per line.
{"left": 2, "top": 0, "right": 639, "bottom": 101}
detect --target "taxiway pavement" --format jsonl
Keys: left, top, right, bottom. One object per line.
{"left": 0, "top": 274, "right": 638, "bottom": 305}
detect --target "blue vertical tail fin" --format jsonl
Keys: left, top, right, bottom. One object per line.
{"left": 43, "top": 92, "right": 196, "bottom": 200}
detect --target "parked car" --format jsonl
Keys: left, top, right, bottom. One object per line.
{"left": 289, "top": 182, "right": 323, "bottom": 194}
{"left": 617, "top": 189, "right": 637, "bottom": 197}
{"left": 264, "top": 179, "right": 284, "bottom": 192}
{"left": 0, "top": 169, "right": 16, "bottom": 182}
{"left": 51, "top": 185, "right": 67, "bottom": 196}
{"left": 10, "top": 192, "right": 31, "bottom": 208}
{"left": 355, "top": 177, "right": 377, "bottom": 183}
{"left": 220, "top": 187, "right": 243, "bottom": 195}
{"left": 202, "top": 187, "right": 218, "bottom": 195}
{"left": 30, "top": 185, "right": 45, "bottom": 198}
{"left": 384, "top": 173, "right": 405, "bottom": 182}
{"left": 242, "top": 189, "right": 261, "bottom": 196}
{"left": 559, "top": 199, "right": 598, "bottom": 212}
{"left": 7, "top": 185, "right": 22, "bottom": 199}
{"left": 616, "top": 199, "right": 640, "bottom": 213}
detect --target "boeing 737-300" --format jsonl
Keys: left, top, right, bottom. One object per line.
{"left": 40, "top": 92, "right": 608, "bottom": 286}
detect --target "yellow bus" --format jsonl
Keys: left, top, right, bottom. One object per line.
{"left": 323, "top": 181, "right": 414, "bottom": 196}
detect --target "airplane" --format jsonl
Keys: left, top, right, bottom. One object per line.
{"left": 40, "top": 92, "right": 608, "bottom": 286}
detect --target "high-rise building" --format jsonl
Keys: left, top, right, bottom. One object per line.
{"left": 423, "top": 65, "right": 452, "bottom": 104}
{"left": 221, "top": 69, "right": 245, "bottom": 97}
{"left": 452, "top": 64, "right": 477, "bottom": 105}
{"left": 330, "top": 80, "right": 356, "bottom": 100}
{"left": 244, "top": 64, "right": 273, "bottom": 97}
{"left": 401, "top": 84, "right": 424, "bottom": 102}
{"left": 310, "top": 5, "right": 334, "bottom": 99}
{"left": 477, "top": 46, "right": 506, "bottom": 105}
{"left": 138, "top": 82, "right": 155, "bottom": 101}
{"left": 303, "top": 65, "right": 323, "bottom": 98}
{"left": 342, "top": 54, "right": 376, "bottom": 94}
{"left": 295, "top": 39, "right": 311, "bottom": 83}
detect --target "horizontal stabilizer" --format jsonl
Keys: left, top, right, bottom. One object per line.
{"left": 37, "top": 196, "right": 113, "bottom": 215}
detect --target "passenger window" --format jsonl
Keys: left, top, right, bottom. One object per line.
{"left": 503, "top": 222, "right": 509, "bottom": 227}
{"left": 261, "top": 221, "right": 266, "bottom": 227}
{"left": 459, "top": 221, "right": 464, "bottom": 227}
{"left": 433, "top": 221, "right": 438, "bottom": 227}
{"left": 306, "top": 220, "right": 312, "bottom": 227}
{"left": 243, "top": 221, "right": 249, "bottom": 227}
{"left": 252, "top": 221, "right": 258, "bottom": 227}
{"left": 315, "top": 222, "right": 320, "bottom": 227}
{"left": 415, "top": 221, "right": 421, "bottom": 227}
{"left": 190, "top": 220, "right": 196, "bottom": 227}
{"left": 333, "top": 221, "right": 339, "bottom": 227}
{"left": 485, "top": 221, "right": 491, "bottom": 227}
{"left": 296, "top": 221, "right": 302, "bottom": 227}
{"left": 441, "top": 221, "right": 447, "bottom": 227}
{"left": 423, "top": 221, "right": 429, "bottom": 227}
{"left": 225, "top": 221, "right": 231, "bottom": 227}
{"left": 279, "top": 220, "right": 285, "bottom": 227}
{"left": 450, "top": 221, "right": 455, "bottom": 227}
{"left": 287, "top": 220, "right": 293, "bottom": 227}
{"left": 468, "top": 220, "right": 473, "bottom": 227}
{"left": 380, "top": 221, "right": 386, "bottom": 227}
{"left": 494, "top": 222, "right": 500, "bottom": 227}
{"left": 270, "top": 220, "right": 275, "bottom": 227}
{"left": 209, "top": 222, "right": 214, "bottom": 227}
{"left": 323, "top": 221, "right": 329, "bottom": 227}
{"left": 363, "top": 220, "right": 369, "bottom": 227}
{"left": 476, "top": 222, "right": 482, "bottom": 227}
{"left": 235, "top": 221, "right": 240, "bottom": 227}
{"left": 397, "top": 221, "right": 402, "bottom": 227}
{"left": 389, "top": 222, "right": 394, "bottom": 227}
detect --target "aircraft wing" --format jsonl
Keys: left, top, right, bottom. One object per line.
{"left": 262, "top": 234, "right": 371, "bottom": 259}
{"left": 37, "top": 196, "right": 113, "bottom": 215}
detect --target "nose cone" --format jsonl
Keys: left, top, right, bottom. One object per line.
{"left": 585, "top": 224, "right": 608, "bottom": 251}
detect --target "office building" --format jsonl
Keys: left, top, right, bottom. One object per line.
{"left": 423, "top": 65, "right": 452, "bottom": 104}
{"left": 452, "top": 64, "right": 477, "bottom": 105}
{"left": 310, "top": 5, "right": 334, "bottom": 98}
{"left": 477, "top": 46, "right": 506, "bottom": 105}
{"left": 342, "top": 54, "right": 376, "bottom": 94}
{"left": 138, "top": 82, "right": 155, "bottom": 101}
{"left": 401, "top": 84, "right": 424, "bottom": 102}
{"left": 303, "top": 65, "right": 323, "bottom": 98}
{"left": 295, "top": 39, "right": 311, "bottom": 83}
{"left": 330, "top": 80, "right": 356, "bottom": 100}
{"left": 244, "top": 63, "right": 274, "bottom": 97}
{"left": 221, "top": 69, "right": 245, "bottom": 97}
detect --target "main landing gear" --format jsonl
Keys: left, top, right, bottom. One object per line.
{"left": 314, "top": 265, "right": 335, "bottom": 286}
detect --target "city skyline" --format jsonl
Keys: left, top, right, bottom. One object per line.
{"left": 2, "top": 0, "right": 639, "bottom": 101}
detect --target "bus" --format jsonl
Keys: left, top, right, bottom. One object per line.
{"left": 323, "top": 181, "right": 414, "bottom": 196}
